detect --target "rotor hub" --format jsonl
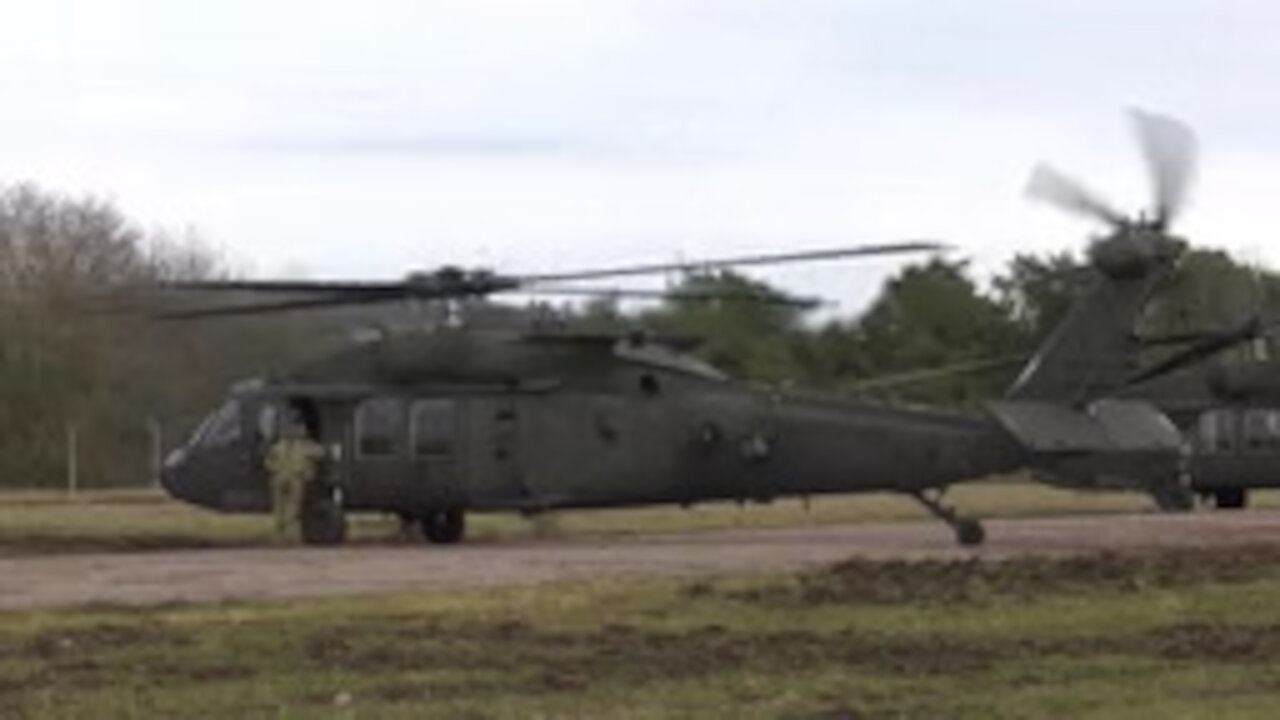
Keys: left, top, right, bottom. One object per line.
{"left": 1088, "top": 225, "right": 1186, "bottom": 280}
{"left": 1026, "top": 110, "right": 1197, "bottom": 280}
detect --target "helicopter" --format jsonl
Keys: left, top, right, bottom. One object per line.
{"left": 1099, "top": 301, "right": 1280, "bottom": 511}
{"left": 152, "top": 112, "right": 1198, "bottom": 547}
{"left": 996, "top": 113, "right": 1280, "bottom": 512}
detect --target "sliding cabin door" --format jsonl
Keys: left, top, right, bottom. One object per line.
{"left": 408, "top": 398, "right": 466, "bottom": 508}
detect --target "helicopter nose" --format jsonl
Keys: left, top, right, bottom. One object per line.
{"left": 159, "top": 447, "right": 198, "bottom": 504}
{"left": 159, "top": 446, "right": 230, "bottom": 510}
{"left": 159, "top": 444, "right": 268, "bottom": 512}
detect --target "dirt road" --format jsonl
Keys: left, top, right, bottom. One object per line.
{"left": 3, "top": 510, "right": 1280, "bottom": 610}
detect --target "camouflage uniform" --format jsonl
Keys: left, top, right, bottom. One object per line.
{"left": 265, "top": 435, "right": 326, "bottom": 539}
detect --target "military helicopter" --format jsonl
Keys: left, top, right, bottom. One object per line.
{"left": 1005, "top": 112, "right": 1280, "bottom": 511}
{"left": 153, "top": 113, "right": 1198, "bottom": 547}
{"left": 1105, "top": 294, "right": 1280, "bottom": 510}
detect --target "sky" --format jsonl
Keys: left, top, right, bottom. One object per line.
{"left": 0, "top": 0, "right": 1278, "bottom": 313}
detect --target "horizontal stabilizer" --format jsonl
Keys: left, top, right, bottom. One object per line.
{"left": 986, "top": 399, "right": 1182, "bottom": 453}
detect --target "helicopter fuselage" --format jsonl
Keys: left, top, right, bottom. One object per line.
{"left": 161, "top": 363, "right": 1028, "bottom": 519}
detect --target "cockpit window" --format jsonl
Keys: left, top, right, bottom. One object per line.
{"left": 192, "top": 401, "right": 242, "bottom": 447}
{"left": 256, "top": 404, "right": 279, "bottom": 442}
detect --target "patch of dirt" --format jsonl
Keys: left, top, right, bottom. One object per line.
{"left": 6, "top": 612, "right": 1280, "bottom": 710}
{"left": 21, "top": 622, "right": 192, "bottom": 659}
{"left": 284, "top": 616, "right": 1280, "bottom": 699}
{"left": 734, "top": 544, "right": 1280, "bottom": 606}
{"left": 6, "top": 510, "right": 1280, "bottom": 610}
{"left": 299, "top": 620, "right": 1005, "bottom": 683}
{"left": 1091, "top": 623, "right": 1280, "bottom": 663}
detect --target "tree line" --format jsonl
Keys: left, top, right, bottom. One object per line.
{"left": 586, "top": 248, "right": 1279, "bottom": 406}
{"left": 0, "top": 182, "right": 1273, "bottom": 488}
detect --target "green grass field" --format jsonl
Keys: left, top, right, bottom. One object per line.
{"left": 4, "top": 545, "right": 1280, "bottom": 718}
{"left": 3, "top": 485, "right": 1280, "bottom": 717}
{"left": 0, "top": 481, "right": 1180, "bottom": 554}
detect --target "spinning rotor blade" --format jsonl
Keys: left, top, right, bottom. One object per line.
{"left": 1132, "top": 109, "right": 1197, "bottom": 228}
{"left": 1025, "top": 163, "right": 1127, "bottom": 227}
{"left": 518, "top": 241, "right": 947, "bottom": 284}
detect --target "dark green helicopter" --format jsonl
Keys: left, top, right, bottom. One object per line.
{"left": 1104, "top": 296, "right": 1280, "bottom": 510}
{"left": 1007, "top": 112, "right": 1280, "bottom": 511}
{"left": 154, "top": 113, "right": 1199, "bottom": 547}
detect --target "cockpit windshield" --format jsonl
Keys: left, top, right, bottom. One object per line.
{"left": 190, "top": 400, "right": 242, "bottom": 448}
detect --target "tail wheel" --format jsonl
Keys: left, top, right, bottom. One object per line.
{"left": 421, "top": 510, "right": 466, "bottom": 545}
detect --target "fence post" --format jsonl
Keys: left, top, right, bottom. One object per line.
{"left": 65, "top": 422, "right": 78, "bottom": 498}
{"left": 148, "top": 416, "right": 163, "bottom": 488}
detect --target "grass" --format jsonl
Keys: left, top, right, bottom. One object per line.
{"left": 5, "top": 547, "right": 1280, "bottom": 718}
{"left": 0, "top": 480, "right": 1190, "bottom": 554}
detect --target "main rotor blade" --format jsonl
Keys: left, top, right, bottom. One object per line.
{"left": 846, "top": 354, "right": 1028, "bottom": 393}
{"left": 154, "top": 285, "right": 824, "bottom": 320}
{"left": 152, "top": 291, "right": 406, "bottom": 320}
{"left": 1025, "top": 163, "right": 1127, "bottom": 226}
{"left": 517, "top": 242, "right": 947, "bottom": 284}
{"left": 1131, "top": 109, "right": 1197, "bottom": 227}
{"left": 141, "top": 242, "right": 931, "bottom": 318}
{"left": 518, "top": 286, "right": 822, "bottom": 309}
{"left": 156, "top": 279, "right": 409, "bottom": 294}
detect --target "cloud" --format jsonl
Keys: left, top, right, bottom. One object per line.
{"left": 0, "top": 0, "right": 1276, "bottom": 312}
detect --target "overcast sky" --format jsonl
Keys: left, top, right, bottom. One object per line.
{"left": 1, "top": 0, "right": 1277, "bottom": 311}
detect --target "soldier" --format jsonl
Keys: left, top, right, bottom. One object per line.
{"left": 265, "top": 414, "right": 326, "bottom": 540}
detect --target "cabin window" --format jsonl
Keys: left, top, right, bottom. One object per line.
{"left": 1196, "top": 412, "right": 1217, "bottom": 452}
{"left": 411, "top": 399, "right": 458, "bottom": 457}
{"left": 355, "top": 398, "right": 402, "bottom": 458}
{"left": 1267, "top": 411, "right": 1280, "bottom": 447}
{"left": 1197, "top": 410, "right": 1240, "bottom": 453}
{"left": 1244, "top": 410, "right": 1271, "bottom": 451}
{"left": 194, "top": 400, "right": 241, "bottom": 447}
{"left": 1210, "top": 410, "right": 1236, "bottom": 453}
{"left": 1251, "top": 338, "right": 1272, "bottom": 363}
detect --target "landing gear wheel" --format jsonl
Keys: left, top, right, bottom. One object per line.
{"left": 909, "top": 489, "right": 986, "bottom": 547}
{"left": 1214, "top": 487, "right": 1248, "bottom": 510}
{"left": 955, "top": 519, "right": 986, "bottom": 547}
{"left": 421, "top": 510, "right": 466, "bottom": 545}
{"left": 300, "top": 486, "right": 347, "bottom": 546}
